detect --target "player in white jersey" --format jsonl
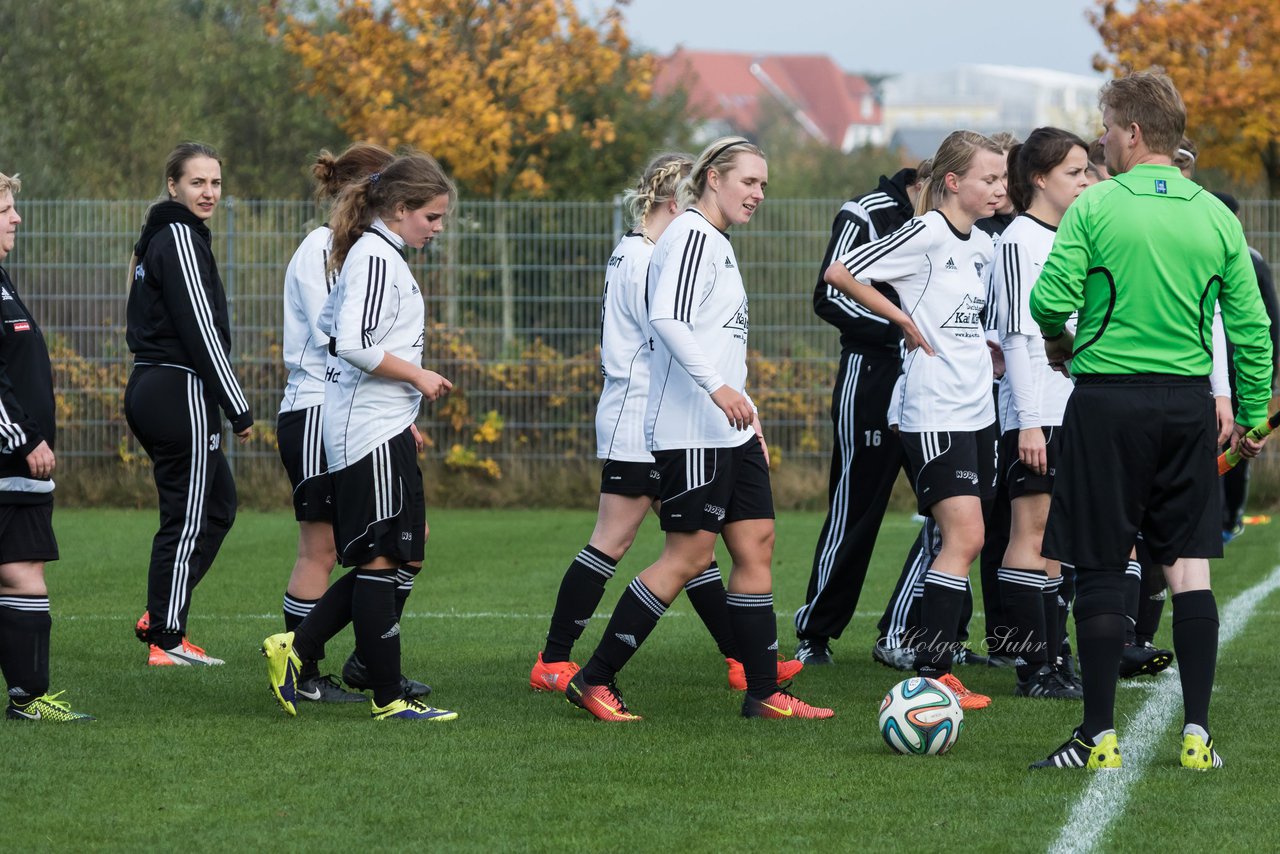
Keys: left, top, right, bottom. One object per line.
{"left": 530, "top": 155, "right": 803, "bottom": 695}
{"left": 263, "top": 152, "right": 459, "bottom": 722}
{"left": 564, "top": 137, "right": 833, "bottom": 722}
{"left": 825, "top": 130, "right": 1006, "bottom": 711}
{"left": 990, "top": 128, "right": 1090, "bottom": 700}
{"left": 275, "top": 144, "right": 392, "bottom": 704}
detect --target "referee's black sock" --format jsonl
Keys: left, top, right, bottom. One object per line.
{"left": 292, "top": 570, "right": 357, "bottom": 664}
{"left": 394, "top": 564, "right": 420, "bottom": 619}
{"left": 1171, "top": 589, "right": 1218, "bottom": 733}
{"left": 1042, "top": 575, "right": 1062, "bottom": 667}
{"left": 283, "top": 593, "right": 322, "bottom": 680}
{"left": 351, "top": 570, "right": 402, "bottom": 706}
{"left": 997, "top": 567, "right": 1048, "bottom": 680}
{"left": 727, "top": 592, "right": 778, "bottom": 700}
{"left": 0, "top": 596, "right": 51, "bottom": 702}
{"left": 916, "top": 570, "right": 967, "bottom": 677}
{"left": 1123, "top": 558, "right": 1142, "bottom": 645}
{"left": 1073, "top": 567, "right": 1127, "bottom": 741}
{"left": 544, "top": 545, "right": 616, "bottom": 663}
{"left": 684, "top": 563, "right": 739, "bottom": 659}
{"left": 581, "top": 578, "right": 667, "bottom": 686}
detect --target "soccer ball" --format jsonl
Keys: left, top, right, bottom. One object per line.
{"left": 878, "top": 677, "right": 964, "bottom": 755}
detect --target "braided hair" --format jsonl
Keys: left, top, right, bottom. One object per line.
{"left": 623, "top": 152, "right": 694, "bottom": 241}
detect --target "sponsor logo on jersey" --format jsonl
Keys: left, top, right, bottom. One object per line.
{"left": 940, "top": 294, "right": 984, "bottom": 337}
{"left": 724, "top": 255, "right": 735, "bottom": 269}
{"left": 704, "top": 503, "right": 726, "bottom": 521}
{"left": 722, "top": 296, "right": 749, "bottom": 338}
{"left": 1155, "top": 179, "right": 1168, "bottom": 194}
{"left": 607, "top": 254, "right": 625, "bottom": 268}
{"left": 13, "top": 321, "right": 29, "bottom": 332}
{"left": 324, "top": 365, "right": 342, "bottom": 383}
{"left": 945, "top": 257, "right": 957, "bottom": 271}
{"left": 956, "top": 469, "right": 979, "bottom": 484}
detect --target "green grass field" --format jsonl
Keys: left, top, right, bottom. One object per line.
{"left": 3, "top": 508, "right": 1278, "bottom": 852}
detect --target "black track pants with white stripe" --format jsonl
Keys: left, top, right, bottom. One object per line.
{"left": 794, "top": 351, "right": 902, "bottom": 641}
{"left": 125, "top": 365, "right": 237, "bottom": 644}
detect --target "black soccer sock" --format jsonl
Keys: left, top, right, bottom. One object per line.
{"left": 351, "top": 571, "right": 402, "bottom": 706}
{"left": 293, "top": 570, "right": 357, "bottom": 664}
{"left": 283, "top": 593, "right": 322, "bottom": 679}
{"left": 727, "top": 592, "right": 780, "bottom": 700}
{"left": 394, "top": 564, "right": 420, "bottom": 620}
{"left": 1136, "top": 563, "right": 1167, "bottom": 646}
{"left": 684, "top": 563, "right": 739, "bottom": 659}
{"left": 1058, "top": 563, "right": 1076, "bottom": 660}
{"left": 996, "top": 567, "right": 1049, "bottom": 679}
{"left": 1042, "top": 576, "right": 1062, "bottom": 668}
{"left": 916, "top": 570, "right": 967, "bottom": 677}
{"left": 1123, "top": 558, "right": 1142, "bottom": 645}
{"left": 0, "top": 596, "right": 51, "bottom": 702}
{"left": 580, "top": 578, "right": 667, "bottom": 686}
{"left": 1073, "top": 567, "right": 1127, "bottom": 741}
{"left": 1171, "top": 589, "right": 1218, "bottom": 732}
{"left": 544, "top": 545, "right": 617, "bottom": 663}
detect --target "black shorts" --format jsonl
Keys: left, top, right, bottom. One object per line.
{"left": 900, "top": 422, "right": 999, "bottom": 515}
{"left": 653, "top": 436, "right": 774, "bottom": 533}
{"left": 277, "top": 407, "right": 334, "bottom": 523}
{"left": 0, "top": 502, "right": 58, "bottom": 564}
{"left": 1001, "top": 425, "right": 1062, "bottom": 500}
{"left": 600, "top": 459, "right": 661, "bottom": 497}
{"left": 331, "top": 428, "right": 426, "bottom": 567}
{"left": 1043, "top": 377, "right": 1219, "bottom": 570}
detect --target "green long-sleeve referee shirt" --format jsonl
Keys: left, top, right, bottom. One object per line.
{"left": 1030, "top": 163, "right": 1273, "bottom": 425}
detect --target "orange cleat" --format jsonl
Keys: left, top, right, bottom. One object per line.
{"left": 530, "top": 652, "right": 581, "bottom": 692}
{"left": 564, "top": 671, "right": 641, "bottom": 722}
{"left": 147, "top": 638, "right": 225, "bottom": 666}
{"left": 936, "top": 672, "right": 991, "bottom": 710}
{"left": 742, "top": 688, "right": 834, "bottom": 719}
{"left": 135, "top": 610, "right": 150, "bottom": 644}
{"left": 725, "top": 657, "right": 805, "bottom": 691}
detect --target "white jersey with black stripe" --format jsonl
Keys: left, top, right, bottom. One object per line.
{"left": 645, "top": 209, "right": 754, "bottom": 450}
{"left": 993, "top": 214, "right": 1075, "bottom": 429}
{"left": 838, "top": 210, "right": 995, "bottom": 431}
{"left": 280, "top": 225, "right": 334, "bottom": 414}
{"left": 596, "top": 232, "right": 655, "bottom": 462}
{"left": 320, "top": 221, "right": 424, "bottom": 471}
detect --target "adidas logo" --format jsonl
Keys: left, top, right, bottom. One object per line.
{"left": 616, "top": 633, "right": 638, "bottom": 648}
{"left": 381, "top": 622, "right": 401, "bottom": 639}
{"left": 724, "top": 256, "right": 735, "bottom": 268}
{"left": 768, "top": 640, "right": 779, "bottom": 651}
{"left": 574, "top": 619, "right": 590, "bottom": 628}
{"left": 945, "top": 257, "right": 957, "bottom": 271}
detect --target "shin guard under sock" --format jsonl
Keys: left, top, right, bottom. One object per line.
{"left": 292, "top": 570, "right": 357, "bottom": 663}
{"left": 581, "top": 578, "right": 667, "bottom": 685}
{"left": 1172, "top": 589, "right": 1218, "bottom": 732}
{"left": 351, "top": 571, "right": 402, "bottom": 706}
{"left": 917, "top": 570, "right": 967, "bottom": 677}
{"left": 996, "top": 567, "right": 1048, "bottom": 678}
{"left": 685, "top": 563, "right": 738, "bottom": 659}
{"left": 283, "top": 594, "right": 321, "bottom": 679}
{"left": 544, "top": 545, "right": 617, "bottom": 663}
{"left": 0, "top": 596, "right": 51, "bottom": 701}
{"left": 1073, "top": 567, "right": 1127, "bottom": 740}
{"left": 727, "top": 592, "right": 779, "bottom": 699}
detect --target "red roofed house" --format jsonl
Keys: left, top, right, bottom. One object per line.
{"left": 655, "top": 49, "right": 885, "bottom": 151}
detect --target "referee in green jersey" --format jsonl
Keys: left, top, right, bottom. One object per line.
{"left": 1028, "top": 72, "right": 1273, "bottom": 771}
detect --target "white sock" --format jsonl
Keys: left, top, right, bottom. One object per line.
{"left": 1183, "top": 723, "right": 1210, "bottom": 741}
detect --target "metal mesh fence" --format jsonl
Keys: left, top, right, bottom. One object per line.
{"left": 8, "top": 198, "right": 1280, "bottom": 500}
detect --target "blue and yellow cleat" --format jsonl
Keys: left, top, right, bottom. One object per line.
{"left": 262, "top": 631, "right": 302, "bottom": 717}
{"left": 1181, "top": 731, "right": 1223, "bottom": 770}
{"left": 371, "top": 696, "right": 458, "bottom": 721}
{"left": 1031, "top": 728, "right": 1122, "bottom": 769}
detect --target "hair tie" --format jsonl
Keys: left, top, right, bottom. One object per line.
{"left": 369, "top": 172, "right": 382, "bottom": 184}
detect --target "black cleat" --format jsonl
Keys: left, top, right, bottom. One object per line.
{"left": 1031, "top": 728, "right": 1122, "bottom": 770}
{"left": 794, "top": 638, "right": 833, "bottom": 666}
{"left": 1015, "top": 665, "right": 1083, "bottom": 699}
{"left": 954, "top": 647, "right": 992, "bottom": 667}
{"left": 342, "top": 651, "right": 432, "bottom": 699}
{"left": 1118, "top": 642, "right": 1173, "bottom": 679}
{"left": 871, "top": 639, "right": 915, "bottom": 671}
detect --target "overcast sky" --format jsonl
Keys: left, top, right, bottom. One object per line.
{"left": 611, "top": 0, "right": 1106, "bottom": 78}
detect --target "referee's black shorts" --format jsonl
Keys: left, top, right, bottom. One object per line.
{"left": 1043, "top": 375, "right": 1221, "bottom": 570}
{"left": 277, "top": 406, "right": 334, "bottom": 523}
{"left": 331, "top": 427, "right": 426, "bottom": 568}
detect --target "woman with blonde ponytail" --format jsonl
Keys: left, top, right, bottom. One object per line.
{"left": 563, "top": 137, "right": 831, "bottom": 723}
{"left": 824, "top": 129, "right": 1007, "bottom": 711}
{"left": 531, "top": 152, "right": 803, "bottom": 697}
{"left": 263, "top": 151, "right": 459, "bottom": 723}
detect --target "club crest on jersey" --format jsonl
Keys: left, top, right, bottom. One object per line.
{"left": 940, "top": 294, "right": 984, "bottom": 337}
{"left": 974, "top": 261, "right": 985, "bottom": 278}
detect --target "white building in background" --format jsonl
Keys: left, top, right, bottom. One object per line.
{"left": 882, "top": 64, "right": 1105, "bottom": 159}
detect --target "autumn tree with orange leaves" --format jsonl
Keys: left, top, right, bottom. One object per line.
{"left": 268, "top": 0, "right": 654, "bottom": 345}
{"left": 1091, "top": 0, "right": 1280, "bottom": 196}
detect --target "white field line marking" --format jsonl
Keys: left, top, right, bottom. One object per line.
{"left": 1048, "top": 564, "right": 1280, "bottom": 854}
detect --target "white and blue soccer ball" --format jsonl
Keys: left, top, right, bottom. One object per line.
{"left": 878, "top": 676, "right": 964, "bottom": 755}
